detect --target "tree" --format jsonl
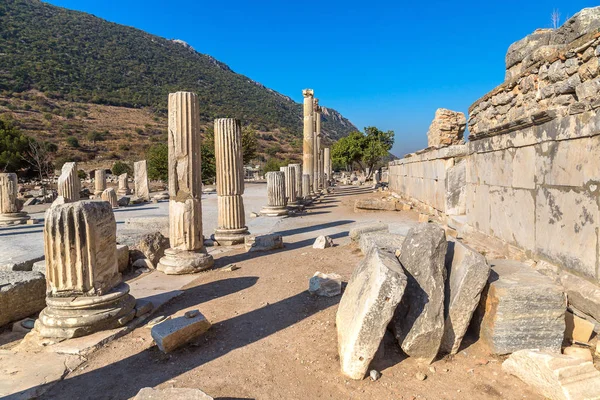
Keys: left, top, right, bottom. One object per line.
{"left": 201, "top": 132, "right": 216, "bottom": 184}
{"left": 263, "top": 158, "right": 286, "bottom": 173}
{"left": 331, "top": 131, "right": 366, "bottom": 171}
{"left": 362, "top": 126, "right": 394, "bottom": 178}
{"left": 242, "top": 127, "right": 258, "bottom": 164}
{"left": 111, "top": 161, "right": 132, "bottom": 176}
{"left": 331, "top": 126, "right": 394, "bottom": 177}
{"left": 0, "top": 119, "right": 29, "bottom": 172}
{"left": 22, "top": 138, "right": 57, "bottom": 181}
{"left": 146, "top": 143, "right": 168, "bottom": 181}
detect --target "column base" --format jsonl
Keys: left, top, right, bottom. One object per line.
{"left": 287, "top": 201, "right": 303, "bottom": 210}
{"left": 157, "top": 248, "right": 214, "bottom": 275}
{"left": 117, "top": 189, "right": 132, "bottom": 196}
{"left": 0, "top": 212, "right": 30, "bottom": 226}
{"left": 260, "top": 206, "right": 288, "bottom": 217}
{"left": 35, "top": 282, "right": 136, "bottom": 339}
{"left": 213, "top": 227, "right": 250, "bottom": 246}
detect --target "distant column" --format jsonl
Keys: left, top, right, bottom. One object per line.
{"left": 260, "top": 171, "right": 288, "bottom": 216}
{"left": 157, "top": 92, "right": 214, "bottom": 275}
{"left": 94, "top": 169, "right": 106, "bottom": 196}
{"left": 117, "top": 173, "right": 131, "bottom": 196}
{"left": 36, "top": 201, "right": 136, "bottom": 338}
{"left": 302, "top": 174, "right": 311, "bottom": 204}
{"left": 134, "top": 161, "right": 150, "bottom": 202}
{"left": 302, "top": 89, "right": 314, "bottom": 196}
{"left": 280, "top": 166, "right": 299, "bottom": 208}
{"left": 101, "top": 188, "right": 119, "bottom": 208}
{"left": 313, "top": 99, "right": 321, "bottom": 193}
{"left": 0, "top": 173, "right": 29, "bottom": 226}
{"left": 288, "top": 163, "right": 302, "bottom": 200}
{"left": 213, "top": 118, "right": 250, "bottom": 245}
{"left": 318, "top": 139, "right": 324, "bottom": 191}
{"left": 323, "top": 147, "right": 331, "bottom": 188}
{"left": 57, "top": 162, "right": 80, "bottom": 203}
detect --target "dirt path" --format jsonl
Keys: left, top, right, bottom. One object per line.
{"left": 40, "top": 186, "right": 540, "bottom": 400}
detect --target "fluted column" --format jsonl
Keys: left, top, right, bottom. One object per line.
{"left": 313, "top": 99, "right": 321, "bottom": 194}
{"left": 260, "top": 171, "right": 288, "bottom": 216}
{"left": 318, "top": 139, "right": 324, "bottom": 191}
{"left": 323, "top": 147, "right": 331, "bottom": 188}
{"left": 94, "top": 169, "right": 106, "bottom": 196}
{"left": 0, "top": 173, "right": 29, "bottom": 226}
{"left": 101, "top": 188, "right": 119, "bottom": 208}
{"left": 133, "top": 160, "right": 150, "bottom": 202}
{"left": 280, "top": 166, "right": 299, "bottom": 208}
{"left": 56, "top": 162, "right": 80, "bottom": 204}
{"left": 213, "top": 118, "right": 250, "bottom": 245}
{"left": 157, "top": 91, "right": 214, "bottom": 275}
{"left": 302, "top": 89, "right": 314, "bottom": 197}
{"left": 35, "top": 201, "right": 136, "bottom": 338}
{"left": 117, "top": 173, "right": 131, "bottom": 196}
{"left": 302, "top": 174, "right": 312, "bottom": 204}
{"left": 288, "top": 163, "right": 302, "bottom": 200}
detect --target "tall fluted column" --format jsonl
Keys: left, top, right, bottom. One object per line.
{"left": 117, "top": 173, "right": 131, "bottom": 196}
{"left": 323, "top": 147, "right": 331, "bottom": 188}
{"left": 0, "top": 173, "right": 29, "bottom": 226}
{"left": 35, "top": 201, "right": 136, "bottom": 338}
{"left": 302, "top": 174, "right": 312, "bottom": 204}
{"left": 260, "top": 171, "right": 288, "bottom": 216}
{"left": 313, "top": 99, "right": 321, "bottom": 194}
{"left": 101, "top": 187, "right": 119, "bottom": 208}
{"left": 134, "top": 160, "right": 150, "bottom": 202}
{"left": 213, "top": 118, "right": 250, "bottom": 245}
{"left": 94, "top": 169, "right": 106, "bottom": 196}
{"left": 280, "top": 166, "right": 298, "bottom": 208}
{"left": 318, "top": 139, "right": 324, "bottom": 191}
{"left": 288, "top": 163, "right": 302, "bottom": 201}
{"left": 157, "top": 92, "right": 214, "bottom": 275}
{"left": 302, "top": 89, "right": 314, "bottom": 197}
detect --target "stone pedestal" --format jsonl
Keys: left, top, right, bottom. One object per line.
{"left": 35, "top": 201, "right": 136, "bottom": 338}
{"left": 94, "top": 169, "right": 106, "bottom": 196}
{"left": 157, "top": 92, "right": 214, "bottom": 275}
{"left": 101, "top": 188, "right": 119, "bottom": 208}
{"left": 260, "top": 171, "right": 288, "bottom": 216}
{"left": 213, "top": 118, "right": 250, "bottom": 245}
{"left": 280, "top": 166, "right": 299, "bottom": 208}
{"left": 134, "top": 161, "right": 150, "bottom": 202}
{"left": 289, "top": 163, "right": 302, "bottom": 200}
{"left": 117, "top": 173, "right": 131, "bottom": 196}
{"left": 302, "top": 89, "right": 314, "bottom": 196}
{"left": 57, "top": 162, "right": 80, "bottom": 203}
{"left": 0, "top": 173, "right": 29, "bottom": 226}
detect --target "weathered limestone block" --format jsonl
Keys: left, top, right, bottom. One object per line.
{"left": 134, "top": 387, "right": 213, "bottom": 400}
{"left": 358, "top": 232, "right": 405, "bottom": 255}
{"left": 354, "top": 197, "right": 397, "bottom": 212}
{"left": 559, "top": 272, "right": 600, "bottom": 323}
{"left": 440, "top": 241, "right": 490, "bottom": 355}
{"left": 309, "top": 272, "right": 341, "bottom": 297}
{"left": 157, "top": 92, "right": 213, "bottom": 275}
{"left": 101, "top": 187, "right": 119, "bottom": 208}
{"left": 0, "top": 173, "right": 29, "bottom": 226}
{"left": 503, "top": 350, "right": 600, "bottom": 400}
{"left": 313, "top": 235, "right": 333, "bottom": 249}
{"left": 0, "top": 271, "right": 46, "bottom": 327}
{"left": 36, "top": 201, "right": 136, "bottom": 338}
{"left": 94, "top": 169, "right": 106, "bottom": 196}
{"left": 427, "top": 108, "right": 466, "bottom": 148}
{"left": 336, "top": 247, "right": 407, "bottom": 380}
{"left": 128, "top": 231, "right": 170, "bottom": 267}
{"left": 134, "top": 160, "right": 150, "bottom": 202}
{"left": 151, "top": 311, "right": 211, "bottom": 353}
{"left": 260, "top": 171, "right": 288, "bottom": 216}
{"left": 478, "top": 260, "right": 565, "bottom": 354}
{"left": 349, "top": 222, "right": 388, "bottom": 241}
{"left": 56, "top": 162, "right": 80, "bottom": 203}
{"left": 392, "top": 224, "right": 447, "bottom": 364}
{"left": 117, "top": 173, "right": 131, "bottom": 196}
{"left": 245, "top": 233, "right": 283, "bottom": 252}
{"left": 302, "top": 89, "right": 314, "bottom": 194}
{"left": 116, "top": 244, "right": 129, "bottom": 273}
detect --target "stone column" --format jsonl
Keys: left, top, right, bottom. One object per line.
{"left": 302, "top": 174, "right": 311, "bottom": 204}
{"left": 313, "top": 99, "right": 321, "bottom": 194}
{"left": 94, "top": 169, "right": 106, "bottom": 196}
{"left": 302, "top": 89, "right": 314, "bottom": 196}
{"left": 56, "top": 162, "right": 80, "bottom": 203}
{"left": 288, "top": 163, "right": 302, "bottom": 200}
{"left": 117, "top": 173, "right": 131, "bottom": 196}
{"left": 35, "top": 201, "right": 136, "bottom": 338}
{"left": 213, "top": 118, "right": 250, "bottom": 245}
{"left": 101, "top": 188, "right": 119, "bottom": 208}
{"left": 318, "top": 140, "right": 324, "bottom": 191}
{"left": 323, "top": 147, "right": 331, "bottom": 188}
{"left": 280, "top": 166, "right": 299, "bottom": 208}
{"left": 0, "top": 173, "right": 29, "bottom": 226}
{"left": 134, "top": 160, "right": 150, "bottom": 202}
{"left": 260, "top": 171, "right": 288, "bottom": 216}
{"left": 157, "top": 91, "right": 214, "bottom": 275}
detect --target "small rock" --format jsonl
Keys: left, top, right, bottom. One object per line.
{"left": 245, "top": 234, "right": 283, "bottom": 252}
{"left": 429, "top": 366, "right": 436, "bottom": 373}
{"left": 313, "top": 235, "right": 333, "bottom": 249}
{"left": 415, "top": 372, "right": 427, "bottom": 381}
{"left": 132, "top": 258, "right": 153, "bottom": 269}
{"left": 309, "top": 272, "right": 342, "bottom": 297}
{"left": 185, "top": 310, "right": 200, "bottom": 319}
{"left": 250, "top": 212, "right": 259, "bottom": 218}
{"left": 147, "top": 315, "right": 170, "bottom": 328}
{"left": 475, "top": 359, "right": 489, "bottom": 366}
{"left": 117, "top": 196, "right": 130, "bottom": 207}
{"left": 369, "top": 369, "right": 381, "bottom": 381}
{"left": 151, "top": 311, "right": 211, "bottom": 353}
{"left": 222, "top": 264, "right": 240, "bottom": 272}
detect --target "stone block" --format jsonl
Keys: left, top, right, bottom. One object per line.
{"left": 151, "top": 310, "right": 211, "bottom": 353}
{"left": 313, "top": 235, "right": 333, "bottom": 249}
{"left": 348, "top": 222, "right": 388, "bottom": 241}
{"left": 130, "top": 232, "right": 170, "bottom": 267}
{"left": 512, "top": 146, "right": 536, "bottom": 189}
{"left": 536, "top": 138, "right": 600, "bottom": 187}
{"left": 565, "top": 311, "right": 594, "bottom": 343}
{"left": 466, "top": 183, "right": 490, "bottom": 235}
{"left": 308, "top": 272, "right": 342, "bottom": 297}
{"left": 392, "top": 224, "right": 447, "bottom": 364}
{"left": 244, "top": 234, "right": 283, "bottom": 252}
{"left": 0, "top": 271, "right": 46, "bottom": 327}
{"left": 445, "top": 158, "right": 466, "bottom": 215}
{"left": 336, "top": 247, "right": 407, "bottom": 380}
{"left": 358, "top": 232, "right": 405, "bottom": 255}
{"left": 560, "top": 272, "right": 600, "bottom": 323}
{"left": 489, "top": 186, "right": 535, "bottom": 251}
{"left": 440, "top": 241, "right": 490, "bottom": 355}
{"left": 354, "top": 198, "right": 397, "bottom": 211}
{"left": 116, "top": 244, "right": 129, "bottom": 273}
{"left": 134, "top": 387, "right": 213, "bottom": 400}
{"left": 563, "top": 346, "right": 593, "bottom": 362}
{"left": 478, "top": 260, "right": 565, "bottom": 354}
{"left": 503, "top": 350, "right": 600, "bottom": 400}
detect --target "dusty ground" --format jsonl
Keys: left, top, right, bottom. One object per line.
{"left": 38, "top": 186, "right": 541, "bottom": 400}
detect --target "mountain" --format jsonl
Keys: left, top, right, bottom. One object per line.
{"left": 0, "top": 0, "right": 357, "bottom": 167}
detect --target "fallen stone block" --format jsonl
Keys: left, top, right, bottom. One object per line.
{"left": 354, "top": 198, "right": 397, "bottom": 212}
{"left": 151, "top": 310, "right": 211, "bottom": 353}
{"left": 134, "top": 387, "right": 213, "bottom": 400}
{"left": 563, "top": 346, "right": 593, "bottom": 362}
{"left": 349, "top": 222, "right": 388, "bottom": 242}
{"left": 116, "top": 244, "right": 129, "bottom": 273}
{"left": 313, "top": 235, "right": 333, "bottom": 249}
{"left": 478, "top": 260, "right": 565, "bottom": 355}
{"left": 358, "top": 232, "right": 405, "bottom": 255}
{"left": 559, "top": 272, "right": 600, "bottom": 323}
{"left": 245, "top": 234, "right": 283, "bottom": 252}
{"left": 309, "top": 272, "right": 342, "bottom": 297}
{"left": 439, "top": 241, "right": 490, "bottom": 355}
{"left": 336, "top": 247, "right": 407, "bottom": 380}
{"left": 392, "top": 224, "right": 447, "bottom": 364}
{"left": 117, "top": 196, "right": 130, "bottom": 207}
{"left": 0, "top": 271, "right": 46, "bottom": 327}
{"left": 32, "top": 260, "right": 45, "bottom": 275}
{"left": 503, "top": 349, "right": 600, "bottom": 400}
{"left": 565, "top": 311, "right": 594, "bottom": 343}
{"left": 129, "top": 232, "right": 169, "bottom": 267}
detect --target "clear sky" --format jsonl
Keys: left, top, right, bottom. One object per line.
{"left": 45, "top": 0, "right": 597, "bottom": 156}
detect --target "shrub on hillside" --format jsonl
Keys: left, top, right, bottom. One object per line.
{"left": 111, "top": 161, "right": 132, "bottom": 176}
{"left": 147, "top": 143, "right": 168, "bottom": 181}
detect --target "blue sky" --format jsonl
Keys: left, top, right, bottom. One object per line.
{"left": 46, "top": 0, "right": 597, "bottom": 156}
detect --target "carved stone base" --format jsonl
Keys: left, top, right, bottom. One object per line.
{"left": 259, "top": 206, "right": 288, "bottom": 217}
{"left": 213, "top": 227, "right": 250, "bottom": 246}
{"left": 0, "top": 212, "right": 30, "bottom": 226}
{"left": 35, "top": 282, "right": 136, "bottom": 339}
{"left": 157, "top": 248, "right": 214, "bottom": 275}
{"left": 117, "top": 189, "right": 131, "bottom": 196}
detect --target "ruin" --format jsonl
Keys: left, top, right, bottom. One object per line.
{"left": 94, "top": 169, "right": 106, "bottom": 196}
{"left": 117, "top": 173, "right": 131, "bottom": 196}
{"left": 134, "top": 160, "right": 150, "bottom": 202}
{"left": 288, "top": 163, "right": 302, "bottom": 201}
{"left": 56, "top": 162, "right": 80, "bottom": 203}
{"left": 260, "top": 171, "right": 288, "bottom": 216}
{"left": 280, "top": 166, "right": 299, "bottom": 209}
{"left": 302, "top": 89, "right": 315, "bottom": 196}
{"left": 101, "top": 187, "right": 119, "bottom": 208}
{"left": 0, "top": 173, "right": 29, "bottom": 226}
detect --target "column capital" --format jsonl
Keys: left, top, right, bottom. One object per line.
{"left": 302, "top": 88, "right": 314, "bottom": 98}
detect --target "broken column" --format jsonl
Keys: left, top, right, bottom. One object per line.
{"left": 0, "top": 173, "right": 29, "bottom": 226}
{"left": 302, "top": 89, "right": 314, "bottom": 196}
{"left": 117, "top": 173, "right": 131, "bottom": 196}
{"left": 35, "top": 201, "right": 136, "bottom": 338}
{"left": 101, "top": 187, "right": 119, "bottom": 209}
{"left": 260, "top": 171, "right": 288, "bottom": 216}
{"left": 313, "top": 99, "right": 321, "bottom": 193}
{"left": 280, "top": 166, "right": 299, "bottom": 208}
{"left": 157, "top": 91, "right": 214, "bottom": 275}
{"left": 323, "top": 147, "right": 330, "bottom": 188}
{"left": 94, "top": 169, "right": 106, "bottom": 196}
{"left": 56, "top": 162, "right": 80, "bottom": 203}
{"left": 134, "top": 160, "right": 150, "bottom": 202}
{"left": 302, "top": 174, "right": 311, "bottom": 204}
{"left": 289, "top": 163, "right": 302, "bottom": 201}
{"left": 213, "top": 118, "right": 249, "bottom": 245}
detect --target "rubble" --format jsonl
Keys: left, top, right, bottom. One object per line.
{"left": 151, "top": 310, "right": 211, "bottom": 353}
{"left": 348, "top": 222, "right": 388, "bottom": 241}
{"left": 313, "top": 235, "right": 333, "bottom": 249}
{"left": 358, "top": 232, "right": 405, "bottom": 255}
{"left": 308, "top": 272, "right": 341, "bottom": 297}
{"left": 245, "top": 234, "right": 283, "bottom": 252}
